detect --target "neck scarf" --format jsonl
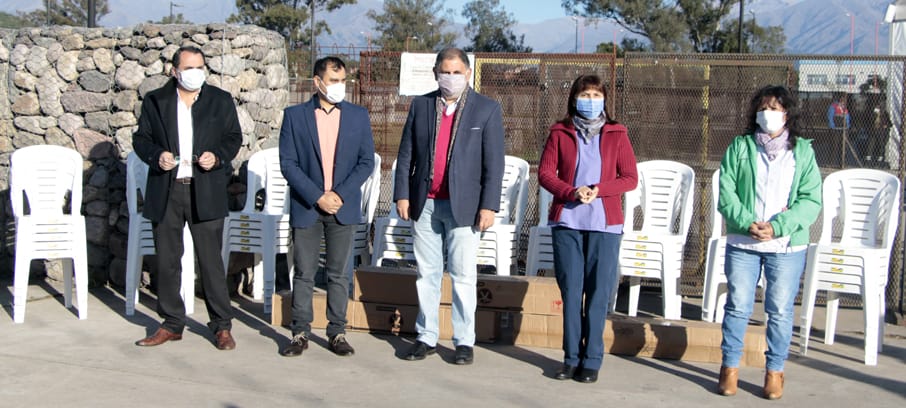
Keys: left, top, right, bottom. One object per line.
{"left": 754, "top": 129, "right": 790, "bottom": 161}
{"left": 572, "top": 114, "right": 607, "bottom": 142}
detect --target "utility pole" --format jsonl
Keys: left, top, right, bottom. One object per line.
{"left": 170, "top": 2, "right": 182, "bottom": 22}
{"left": 87, "top": 0, "right": 96, "bottom": 27}
{"left": 737, "top": 0, "right": 744, "bottom": 52}
{"left": 45, "top": 0, "right": 51, "bottom": 26}
{"left": 311, "top": 1, "right": 316, "bottom": 76}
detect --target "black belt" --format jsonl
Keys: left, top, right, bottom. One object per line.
{"left": 174, "top": 177, "right": 192, "bottom": 185}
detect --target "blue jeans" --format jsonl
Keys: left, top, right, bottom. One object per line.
{"left": 721, "top": 245, "right": 806, "bottom": 371}
{"left": 552, "top": 227, "right": 621, "bottom": 371}
{"left": 412, "top": 199, "right": 479, "bottom": 347}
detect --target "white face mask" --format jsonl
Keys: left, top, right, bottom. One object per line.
{"left": 436, "top": 73, "right": 468, "bottom": 99}
{"left": 318, "top": 79, "right": 346, "bottom": 104}
{"left": 177, "top": 68, "right": 206, "bottom": 91}
{"left": 756, "top": 110, "right": 786, "bottom": 134}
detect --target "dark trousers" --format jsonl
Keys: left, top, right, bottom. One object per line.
{"left": 551, "top": 227, "right": 622, "bottom": 371}
{"left": 290, "top": 213, "right": 355, "bottom": 338}
{"left": 152, "top": 183, "right": 233, "bottom": 334}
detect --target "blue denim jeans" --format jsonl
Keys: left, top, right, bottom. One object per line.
{"left": 552, "top": 227, "right": 622, "bottom": 371}
{"left": 721, "top": 245, "right": 806, "bottom": 371}
{"left": 412, "top": 199, "right": 479, "bottom": 347}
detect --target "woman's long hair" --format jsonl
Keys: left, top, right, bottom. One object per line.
{"left": 558, "top": 74, "right": 618, "bottom": 126}
{"left": 744, "top": 85, "right": 801, "bottom": 147}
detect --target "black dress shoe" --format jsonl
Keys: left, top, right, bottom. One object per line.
{"left": 454, "top": 345, "right": 474, "bottom": 365}
{"left": 574, "top": 368, "right": 599, "bottom": 383}
{"left": 328, "top": 333, "right": 355, "bottom": 356}
{"left": 404, "top": 341, "right": 436, "bottom": 361}
{"left": 280, "top": 334, "right": 309, "bottom": 357}
{"left": 554, "top": 364, "right": 578, "bottom": 380}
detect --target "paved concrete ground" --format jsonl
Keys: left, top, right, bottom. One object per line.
{"left": 2, "top": 280, "right": 906, "bottom": 408}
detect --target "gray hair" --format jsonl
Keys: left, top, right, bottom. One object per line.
{"left": 434, "top": 47, "right": 470, "bottom": 70}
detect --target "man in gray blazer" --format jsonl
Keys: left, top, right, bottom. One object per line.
{"left": 394, "top": 47, "right": 505, "bottom": 365}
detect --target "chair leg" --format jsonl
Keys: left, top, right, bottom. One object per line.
{"left": 863, "top": 285, "right": 880, "bottom": 366}
{"left": 13, "top": 254, "right": 31, "bottom": 324}
{"left": 62, "top": 258, "right": 74, "bottom": 309}
{"left": 662, "top": 274, "right": 681, "bottom": 320}
{"left": 824, "top": 292, "right": 839, "bottom": 345}
{"left": 252, "top": 253, "right": 264, "bottom": 300}
{"left": 73, "top": 254, "right": 88, "bottom": 320}
{"left": 878, "top": 290, "right": 886, "bottom": 353}
{"left": 262, "top": 249, "right": 277, "bottom": 315}
{"left": 799, "top": 286, "right": 818, "bottom": 356}
{"left": 627, "top": 276, "right": 641, "bottom": 317}
{"left": 715, "top": 288, "right": 727, "bottom": 324}
{"left": 125, "top": 243, "right": 141, "bottom": 316}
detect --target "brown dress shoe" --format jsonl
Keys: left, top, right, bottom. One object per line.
{"left": 136, "top": 327, "right": 183, "bottom": 347}
{"left": 717, "top": 366, "right": 739, "bottom": 396}
{"left": 215, "top": 330, "right": 236, "bottom": 350}
{"left": 764, "top": 370, "right": 784, "bottom": 400}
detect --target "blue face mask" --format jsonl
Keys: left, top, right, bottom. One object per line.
{"left": 576, "top": 97, "right": 605, "bottom": 119}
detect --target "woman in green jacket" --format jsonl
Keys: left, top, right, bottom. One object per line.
{"left": 716, "top": 85, "right": 822, "bottom": 400}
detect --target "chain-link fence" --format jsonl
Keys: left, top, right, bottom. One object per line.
{"left": 309, "top": 50, "right": 906, "bottom": 319}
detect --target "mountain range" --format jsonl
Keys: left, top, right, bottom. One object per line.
{"left": 1, "top": 0, "right": 897, "bottom": 54}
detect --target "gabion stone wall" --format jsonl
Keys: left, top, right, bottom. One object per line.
{"left": 0, "top": 24, "right": 289, "bottom": 287}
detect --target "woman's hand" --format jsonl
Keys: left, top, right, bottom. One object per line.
{"left": 573, "top": 185, "right": 598, "bottom": 204}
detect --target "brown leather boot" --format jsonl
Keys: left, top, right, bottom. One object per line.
{"left": 763, "top": 370, "right": 784, "bottom": 400}
{"left": 717, "top": 366, "right": 738, "bottom": 396}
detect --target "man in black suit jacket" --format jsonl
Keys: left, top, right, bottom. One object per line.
{"left": 132, "top": 45, "right": 242, "bottom": 350}
{"left": 394, "top": 47, "right": 505, "bottom": 364}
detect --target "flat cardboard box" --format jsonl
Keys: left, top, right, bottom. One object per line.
{"left": 348, "top": 300, "right": 500, "bottom": 343}
{"left": 353, "top": 266, "right": 452, "bottom": 306}
{"left": 271, "top": 290, "right": 354, "bottom": 329}
{"left": 475, "top": 275, "right": 563, "bottom": 315}
{"left": 510, "top": 313, "right": 767, "bottom": 367}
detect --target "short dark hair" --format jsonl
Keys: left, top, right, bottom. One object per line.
{"left": 559, "top": 74, "right": 616, "bottom": 125}
{"left": 745, "top": 85, "right": 801, "bottom": 146}
{"left": 313, "top": 56, "right": 346, "bottom": 78}
{"left": 172, "top": 45, "right": 205, "bottom": 68}
{"left": 434, "top": 47, "right": 470, "bottom": 71}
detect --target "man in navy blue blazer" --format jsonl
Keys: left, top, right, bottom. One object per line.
{"left": 279, "top": 56, "right": 375, "bottom": 358}
{"left": 394, "top": 47, "right": 505, "bottom": 364}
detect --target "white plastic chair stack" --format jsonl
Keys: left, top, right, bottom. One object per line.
{"left": 525, "top": 188, "right": 554, "bottom": 276}
{"left": 10, "top": 145, "right": 88, "bottom": 323}
{"left": 476, "top": 156, "right": 530, "bottom": 276}
{"left": 221, "top": 148, "right": 292, "bottom": 314}
{"left": 616, "top": 160, "right": 694, "bottom": 320}
{"left": 371, "top": 160, "right": 414, "bottom": 267}
{"left": 799, "top": 169, "right": 900, "bottom": 366}
{"left": 124, "top": 152, "right": 196, "bottom": 316}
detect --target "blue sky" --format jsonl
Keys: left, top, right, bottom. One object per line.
{"left": 443, "top": 0, "right": 569, "bottom": 24}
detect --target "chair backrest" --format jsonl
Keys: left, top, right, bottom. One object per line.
{"left": 499, "top": 155, "right": 530, "bottom": 226}
{"left": 626, "top": 160, "right": 695, "bottom": 237}
{"left": 10, "top": 145, "right": 83, "bottom": 217}
{"left": 710, "top": 169, "right": 724, "bottom": 239}
{"left": 245, "top": 148, "right": 290, "bottom": 215}
{"left": 359, "top": 153, "right": 382, "bottom": 224}
{"left": 819, "top": 169, "right": 900, "bottom": 249}
{"left": 126, "top": 152, "right": 149, "bottom": 216}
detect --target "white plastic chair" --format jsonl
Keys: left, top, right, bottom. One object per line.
{"left": 10, "top": 145, "right": 88, "bottom": 323}
{"left": 799, "top": 169, "right": 900, "bottom": 366}
{"left": 616, "top": 160, "right": 695, "bottom": 320}
{"left": 525, "top": 188, "right": 554, "bottom": 277}
{"left": 221, "top": 148, "right": 292, "bottom": 314}
{"left": 476, "top": 156, "right": 530, "bottom": 276}
{"left": 700, "top": 169, "right": 764, "bottom": 323}
{"left": 124, "top": 152, "right": 196, "bottom": 316}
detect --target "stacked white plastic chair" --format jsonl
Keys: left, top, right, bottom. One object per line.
{"left": 476, "top": 156, "right": 530, "bottom": 275}
{"left": 10, "top": 145, "right": 88, "bottom": 323}
{"left": 124, "top": 152, "right": 196, "bottom": 316}
{"left": 525, "top": 188, "right": 554, "bottom": 276}
{"left": 616, "top": 160, "right": 695, "bottom": 320}
{"left": 221, "top": 148, "right": 291, "bottom": 314}
{"left": 799, "top": 169, "right": 900, "bottom": 366}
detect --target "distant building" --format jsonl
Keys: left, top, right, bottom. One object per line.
{"left": 797, "top": 60, "right": 892, "bottom": 94}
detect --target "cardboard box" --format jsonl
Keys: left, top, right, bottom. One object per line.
{"left": 475, "top": 275, "right": 563, "bottom": 315}
{"left": 510, "top": 313, "right": 767, "bottom": 367}
{"left": 271, "top": 290, "right": 354, "bottom": 329}
{"left": 353, "top": 266, "right": 452, "bottom": 306}
{"left": 348, "top": 300, "right": 500, "bottom": 343}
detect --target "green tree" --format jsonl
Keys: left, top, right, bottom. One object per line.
{"left": 18, "top": 0, "right": 110, "bottom": 26}
{"left": 461, "top": 0, "right": 531, "bottom": 53}
{"left": 709, "top": 18, "right": 785, "bottom": 53}
{"left": 229, "top": 0, "right": 356, "bottom": 46}
{"left": 0, "top": 11, "right": 30, "bottom": 28}
{"left": 595, "top": 37, "right": 648, "bottom": 57}
{"left": 150, "top": 13, "right": 192, "bottom": 24}
{"left": 367, "top": 0, "right": 458, "bottom": 52}
{"left": 563, "top": 0, "right": 785, "bottom": 53}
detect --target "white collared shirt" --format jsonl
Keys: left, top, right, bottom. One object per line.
{"left": 175, "top": 89, "right": 195, "bottom": 179}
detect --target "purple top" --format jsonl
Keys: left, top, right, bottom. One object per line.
{"left": 552, "top": 130, "right": 624, "bottom": 233}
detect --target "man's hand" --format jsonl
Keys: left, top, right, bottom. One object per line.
{"left": 317, "top": 191, "right": 343, "bottom": 214}
{"left": 197, "top": 151, "right": 217, "bottom": 171}
{"left": 396, "top": 199, "right": 410, "bottom": 221}
{"left": 477, "top": 209, "right": 496, "bottom": 232}
{"left": 159, "top": 151, "right": 177, "bottom": 171}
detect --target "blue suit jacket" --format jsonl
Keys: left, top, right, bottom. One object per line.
{"left": 279, "top": 96, "right": 375, "bottom": 228}
{"left": 393, "top": 88, "right": 505, "bottom": 227}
